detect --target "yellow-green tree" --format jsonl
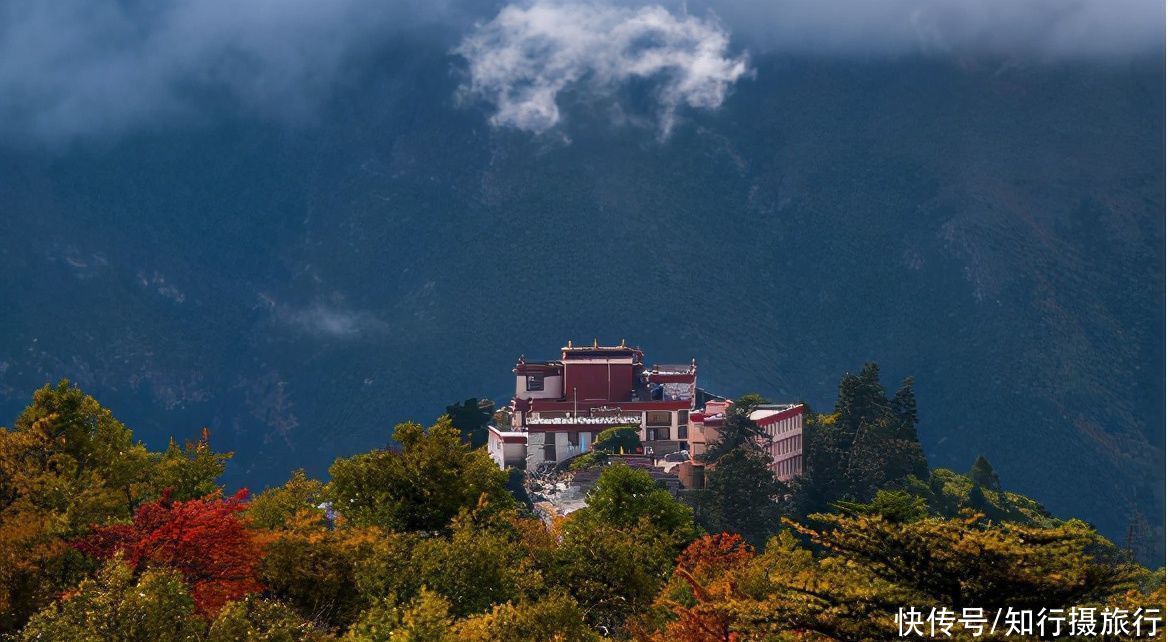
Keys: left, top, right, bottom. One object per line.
{"left": 246, "top": 469, "right": 328, "bottom": 531}
{"left": 147, "top": 433, "right": 232, "bottom": 502}
{"left": 0, "top": 381, "right": 153, "bottom": 632}
{"left": 326, "top": 418, "right": 513, "bottom": 533}
{"left": 408, "top": 509, "right": 544, "bottom": 617}
{"left": 455, "top": 592, "right": 599, "bottom": 642}
{"left": 208, "top": 595, "right": 332, "bottom": 641}
{"left": 346, "top": 589, "right": 454, "bottom": 642}
{"left": 19, "top": 556, "right": 205, "bottom": 642}
{"left": 550, "top": 463, "right": 698, "bottom": 636}
{"left": 639, "top": 501, "right": 1160, "bottom": 641}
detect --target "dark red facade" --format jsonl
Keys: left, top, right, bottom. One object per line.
{"left": 563, "top": 362, "right": 636, "bottom": 402}
{"left": 557, "top": 346, "right": 643, "bottom": 403}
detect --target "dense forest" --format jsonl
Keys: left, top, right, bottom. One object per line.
{"left": 1, "top": 366, "right": 1162, "bottom": 641}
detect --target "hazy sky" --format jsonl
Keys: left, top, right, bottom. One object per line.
{"left": 0, "top": 0, "right": 1161, "bottom": 144}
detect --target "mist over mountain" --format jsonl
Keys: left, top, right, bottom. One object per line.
{"left": 0, "top": 1, "right": 1163, "bottom": 561}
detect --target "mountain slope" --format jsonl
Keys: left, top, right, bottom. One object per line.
{"left": 0, "top": 48, "right": 1162, "bottom": 560}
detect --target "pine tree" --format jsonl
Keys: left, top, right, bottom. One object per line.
{"left": 700, "top": 449, "right": 784, "bottom": 546}
{"left": 968, "top": 455, "right": 1002, "bottom": 491}
{"left": 445, "top": 398, "right": 494, "bottom": 449}
{"left": 890, "top": 377, "right": 919, "bottom": 438}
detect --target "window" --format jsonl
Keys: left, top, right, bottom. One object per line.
{"left": 677, "top": 423, "right": 688, "bottom": 439}
{"left": 526, "top": 375, "right": 544, "bottom": 391}
{"left": 568, "top": 432, "right": 579, "bottom": 449}
{"left": 543, "top": 432, "right": 557, "bottom": 461}
{"left": 646, "top": 411, "right": 672, "bottom": 426}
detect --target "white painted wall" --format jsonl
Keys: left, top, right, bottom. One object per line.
{"left": 514, "top": 374, "right": 563, "bottom": 400}
{"left": 525, "top": 430, "right": 591, "bottom": 466}
{"left": 488, "top": 430, "right": 530, "bottom": 469}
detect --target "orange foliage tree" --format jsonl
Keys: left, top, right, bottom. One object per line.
{"left": 638, "top": 533, "right": 756, "bottom": 642}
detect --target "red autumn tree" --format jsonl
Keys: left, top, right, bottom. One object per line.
{"left": 74, "top": 489, "right": 262, "bottom": 617}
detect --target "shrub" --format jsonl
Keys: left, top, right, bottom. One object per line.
{"left": 592, "top": 427, "right": 641, "bottom": 454}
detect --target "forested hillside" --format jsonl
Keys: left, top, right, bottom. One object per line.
{"left": 1, "top": 376, "right": 1161, "bottom": 640}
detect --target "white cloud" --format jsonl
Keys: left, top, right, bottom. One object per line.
{"left": 279, "top": 303, "right": 388, "bottom": 339}
{"left": 454, "top": 1, "right": 750, "bottom": 136}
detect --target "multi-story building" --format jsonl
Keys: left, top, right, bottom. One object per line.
{"left": 678, "top": 400, "right": 805, "bottom": 488}
{"left": 487, "top": 340, "right": 697, "bottom": 469}
{"left": 751, "top": 404, "right": 805, "bottom": 480}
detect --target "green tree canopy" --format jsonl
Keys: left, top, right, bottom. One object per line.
{"left": 20, "top": 557, "right": 204, "bottom": 642}
{"left": 640, "top": 507, "right": 1158, "bottom": 641}
{"left": 148, "top": 432, "right": 231, "bottom": 502}
{"left": 553, "top": 464, "right": 698, "bottom": 635}
{"left": 698, "top": 448, "right": 784, "bottom": 546}
{"left": 551, "top": 519, "right": 680, "bottom": 636}
{"left": 326, "top": 417, "right": 514, "bottom": 533}
{"left": 208, "top": 595, "right": 331, "bottom": 641}
{"left": 246, "top": 469, "right": 327, "bottom": 531}
{"left": 346, "top": 589, "right": 453, "bottom": 642}
{"left": 591, "top": 426, "right": 641, "bottom": 454}
{"left": 789, "top": 364, "right": 928, "bottom": 516}
{"left": 408, "top": 509, "right": 543, "bottom": 617}
{"left": 784, "top": 510, "right": 1144, "bottom": 614}
{"left": 1, "top": 381, "right": 154, "bottom": 632}
{"left": 456, "top": 592, "right": 599, "bottom": 642}
{"left": 571, "top": 462, "right": 696, "bottom": 539}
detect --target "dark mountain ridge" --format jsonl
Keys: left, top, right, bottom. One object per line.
{"left": 0, "top": 47, "right": 1162, "bottom": 560}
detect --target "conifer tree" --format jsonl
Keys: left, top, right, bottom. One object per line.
{"left": 445, "top": 398, "right": 494, "bottom": 449}
{"left": 699, "top": 448, "right": 784, "bottom": 546}
{"left": 968, "top": 455, "right": 1002, "bottom": 491}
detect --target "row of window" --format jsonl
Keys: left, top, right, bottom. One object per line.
{"left": 765, "top": 416, "right": 801, "bottom": 435}
{"left": 531, "top": 425, "right": 695, "bottom": 461}
{"left": 776, "top": 455, "right": 802, "bottom": 478}
{"left": 771, "top": 434, "right": 801, "bottom": 455}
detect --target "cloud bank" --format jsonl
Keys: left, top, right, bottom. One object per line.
{"left": 692, "top": 0, "right": 1164, "bottom": 60}
{"left": 454, "top": 1, "right": 750, "bottom": 136}
{"left": 0, "top": 0, "right": 468, "bottom": 145}
{"left": 0, "top": 0, "right": 1160, "bottom": 144}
